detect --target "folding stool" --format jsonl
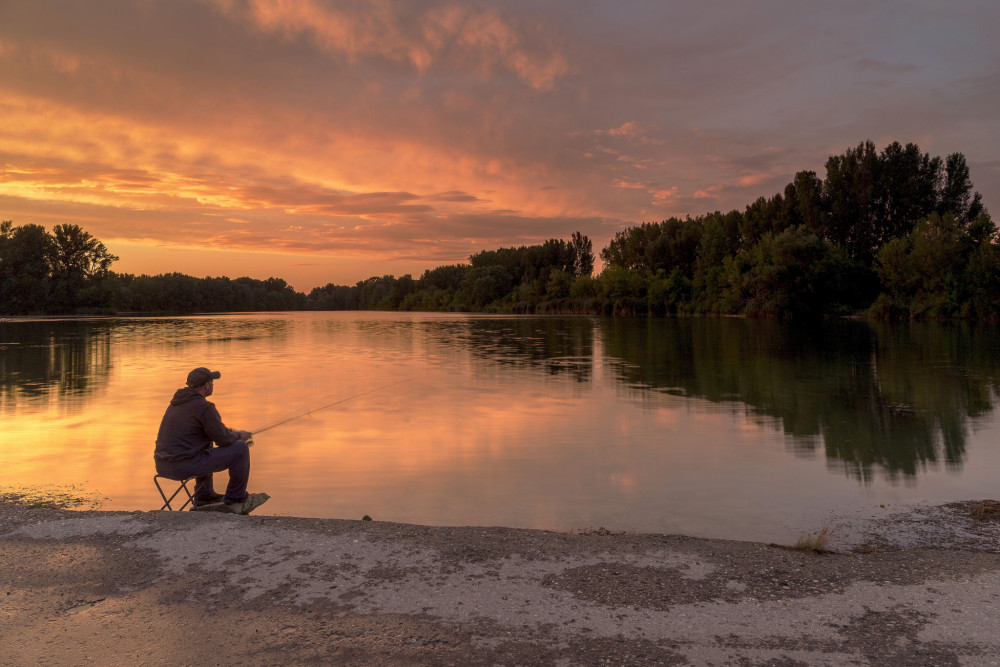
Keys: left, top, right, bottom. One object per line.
{"left": 153, "top": 475, "right": 208, "bottom": 511}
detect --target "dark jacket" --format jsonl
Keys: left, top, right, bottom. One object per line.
{"left": 154, "top": 387, "right": 239, "bottom": 464}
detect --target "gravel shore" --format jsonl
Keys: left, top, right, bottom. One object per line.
{"left": 2, "top": 501, "right": 1000, "bottom": 665}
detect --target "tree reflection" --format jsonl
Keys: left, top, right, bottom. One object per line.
{"left": 458, "top": 317, "right": 595, "bottom": 383}
{"left": 600, "top": 318, "right": 1000, "bottom": 483}
{"left": 4, "top": 313, "right": 996, "bottom": 485}
{"left": 0, "top": 319, "right": 114, "bottom": 410}
{"left": 0, "top": 316, "right": 292, "bottom": 413}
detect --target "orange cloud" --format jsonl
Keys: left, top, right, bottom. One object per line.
{"left": 3, "top": 0, "right": 995, "bottom": 291}
{"left": 737, "top": 173, "right": 770, "bottom": 187}
{"left": 0, "top": 92, "right": 617, "bottom": 278}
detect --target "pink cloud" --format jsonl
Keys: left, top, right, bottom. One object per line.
{"left": 1, "top": 0, "right": 997, "bottom": 290}
{"left": 607, "top": 121, "right": 643, "bottom": 137}
{"left": 205, "top": 0, "right": 568, "bottom": 90}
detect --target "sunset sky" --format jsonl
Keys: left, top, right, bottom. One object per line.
{"left": 2, "top": 1, "right": 998, "bottom": 291}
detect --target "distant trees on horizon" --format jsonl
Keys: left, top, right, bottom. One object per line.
{"left": 0, "top": 221, "right": 306, "bottom": 314}
{"left": 2, "top": 140, "right": 997, "bottom": 320}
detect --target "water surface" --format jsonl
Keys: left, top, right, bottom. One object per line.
{"left": 2, "top": 312, "right": 998, "bottom": 543}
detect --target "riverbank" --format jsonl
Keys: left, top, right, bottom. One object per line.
{"left": 3, "top": 501, "right": 1000, "bottom": 665}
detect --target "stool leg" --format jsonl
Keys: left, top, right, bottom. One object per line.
{"left": 154, "top": 476, "right": 201, "bottom": 511}
{"left": 154, "top": 476, "right": 172, "bottom": 510}
{"left": 178, "top": 478, "right": 206, "bottom": 511}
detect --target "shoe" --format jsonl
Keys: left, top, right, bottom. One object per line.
{"left": 190, "top": 501, "right": 225, "bottom": 511}
{"left": 190, "top": 493, "right": 224, "bottom": 509}
{"left": 223, "top": 492, "right": 270, "bottom": 515}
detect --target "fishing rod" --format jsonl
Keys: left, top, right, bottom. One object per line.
{"left": 247, "top": 378, "right": 409, "bottom": 442}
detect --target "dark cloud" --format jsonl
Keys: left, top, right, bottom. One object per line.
{"left": 422, "top": 191, "right": 484, "bottom": 203}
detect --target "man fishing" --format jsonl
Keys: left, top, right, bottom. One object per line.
{"left": 154, "top": 367, "right": 269, "bottom": 514}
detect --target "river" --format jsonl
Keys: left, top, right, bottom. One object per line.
{"left": 2, "top": 312, "right": 999, "bottom": 543}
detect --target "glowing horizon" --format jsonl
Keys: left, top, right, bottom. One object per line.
{"left": 2, "top": 1, "right": 998, "bottom": 291}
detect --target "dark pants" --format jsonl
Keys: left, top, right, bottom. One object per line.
{"left": 155, "top": 441, "right": 250, "bottom": 503}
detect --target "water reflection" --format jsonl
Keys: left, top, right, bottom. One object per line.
{"left": 109, "top": 316, "right": 293, "bottom": 348}
{"left": 0, "top": 319, "right": 114, "bottom": 410}
{"left": 1, "top": 314, "right": 997, "bottom": 487}
{"left": 600, "top": 318, "right": 1000, "bottom": 482}
{"left": 460, "top": 317, "right": 595, "bottom": 383}
{"left": 0, "top": 316, "right": 293, "bottom": 410}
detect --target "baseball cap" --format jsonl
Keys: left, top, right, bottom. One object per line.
{"left": 186, "top": 367, "right": 221, "bottom": 387}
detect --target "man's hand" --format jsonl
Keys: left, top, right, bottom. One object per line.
{"left": 237, "top": 429, "right": 252, "bottom": 441}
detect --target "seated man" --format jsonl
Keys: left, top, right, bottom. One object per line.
{"left": 154, "top": 367, "right": 268, "bottom": 514}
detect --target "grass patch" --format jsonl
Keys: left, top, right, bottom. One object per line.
{"left": 575, "top": 527, "right": 626, "bottom": 536}
{"left": 960, "top": 499, "right": 1000, "bottom": 521}
{"left": 0, "top": 484, "right": 107, "bottom": 510}
{"left": 790, "top": 524, "right": 833, "bottom": 553}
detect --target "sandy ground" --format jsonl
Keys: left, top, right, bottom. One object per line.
{"left": 2, "top": 500, "right": 1000, "bottom": 666}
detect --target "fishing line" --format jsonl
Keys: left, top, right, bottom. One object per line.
{"left": 248, "top": 378, "right": 410, "bottom": 437}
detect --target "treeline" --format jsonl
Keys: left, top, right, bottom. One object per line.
{"left": 593, "top": 141, "right": 996, "bottom": 319}
{"left": 0, "top": 221, "right": 305, "bottom": 314}
{"left": 308, "top": 232, "right": 596, "bottom": 312}
{"left": 308, "top": 141, "right": 998, "bottom": 319}
{"left": 2, "top": 140, "right": 997, "bottom": 319}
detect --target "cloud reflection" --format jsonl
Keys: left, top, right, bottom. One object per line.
{"left": 6, "top": 315, "right": 998, "bottom": 485}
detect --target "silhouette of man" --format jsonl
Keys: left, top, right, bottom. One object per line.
{"left": 154, "top": 367, "right": 268, "bottom": 514}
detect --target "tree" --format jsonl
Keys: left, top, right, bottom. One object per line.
{"left": 875, "top": 142, "right": 940, "bottom": 246}
{"left": 570, "top": 231, "right": 594, "bottom": 277}
{"left": 308, "top": 283, "right": 360, "bottom": 310}
{"left": 0, "top": 222, "right": 56, "bottom": 314}
{"left": 49, "top": 224, "right": 119, "bottom": 312}
{"left": 784, "top": 171, "right": 825, "bottom": 235}
{"left": 822, "top": 140, "right": 881, "bottom": 262}
{"left": 524, "top": 239, "right": 574, "bottom": 284}
{"left": 419, "top": 264, "right": 468, "bottom": 291}
{"left": 965, "top": 236, "right": 1000, "bottom": 319}
{"left": 356, "top": 275, "right": 396, "bottom": 309}
{"left": 740, "top": 195, "right": 783, "bottom": 244}
{"left": 545, "top": 268, "right": 573, "bottom": 299}
{"left": 873, "top": 212, "right": 998, "bottom": 319}
{"left": 938, "top": 153, "right": 986, "bottom": 224}
{"left": 52, "top": 224, "right": 118, "bottom": 282}
{"left": 601, "top": 219, "right": 706, "bottom": 274}
{"left": 462, "top": 265, "right": 513, "bottom": 308}
{"left": 470, "top": 246, "right": 530, "bottom": 284}
{"left": 387, "top": 274, "right": 417, "bottom": 309}
{"left": 645, "top": 217, "right": 702, "bottom": 275}
{"left": 741, "top": 226, "right": 848, "bottom": 318}
{"left": 600, "top": 222, "right": 662, "bottom": 270}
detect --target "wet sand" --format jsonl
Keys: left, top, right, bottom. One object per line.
{"left": 2, "top": 501, "right": 1000, "bottom": 665}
